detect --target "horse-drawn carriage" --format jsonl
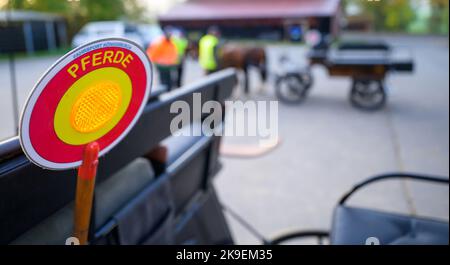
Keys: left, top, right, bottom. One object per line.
{"left": 276, "top": 41, "right": 415, "bottom": 110}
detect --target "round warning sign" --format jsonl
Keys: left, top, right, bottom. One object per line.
{"left": 19, "top": 38, "right": 152, "bottom": 170}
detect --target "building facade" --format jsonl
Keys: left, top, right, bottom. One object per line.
{"left": 0, "top": 11, "right": 67, "bottom": 54}
{"left": 159, "top": 0, "right": 342, "bottom": 41}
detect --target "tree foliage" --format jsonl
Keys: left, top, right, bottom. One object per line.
{"left": 344, "top": 0, "right": 448, "bottom": 34}
{"left": 344, "top": 0, "right": 415, "bottom": 32}
{"left": 428, "top": 0, "right": 449, "bottom": 34}
{"left": 5, "top": 0, "right": 147, "bottom": 37}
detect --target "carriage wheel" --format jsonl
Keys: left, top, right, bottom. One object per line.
{"left": 301, "top": 70, "right": 314, "bottom": 90}
{"left": 275, "top": 73, "right": 311, "bottom": 104}
{"left": 350, "top": 79, "right": 386, "bottom": 110}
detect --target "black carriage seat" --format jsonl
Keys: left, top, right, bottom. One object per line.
{"left": 269, "top": 173, "right": 448, "bottom": 245}
{"left": 331, "top": 206, "right": 449, "bottom": 245}
{"left": 337, "top": 41, "right": 390, "bottom": 51}
{"left": 11, "top": 158, "right": 156, "bottom": 245}
{"left": 160, "top": 122, "right": 203, "bottom": 166}
{"left": 331, "top": 174, "right": 449, "bottom": 245}
{"left": 1, "top": 69, "right": 237, "bottom": 245}
{"left": 10, "top": 122, "right": 229, "bottom": 245}
{"left": 94, "top": 122, "right": 231, "bottom": 245}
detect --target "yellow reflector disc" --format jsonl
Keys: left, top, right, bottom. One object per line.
{"left": 54, "top": 67, "right": 132, "bottom": 145}
{"left": 71, "top": 81, "right": 122, "bottom": 133}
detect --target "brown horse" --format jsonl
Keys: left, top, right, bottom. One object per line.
{"left": 220, "top": 44, "right": 267, "bottom": 94}
{"left": 188, "top": 42, "right": 268, "bottom": 94}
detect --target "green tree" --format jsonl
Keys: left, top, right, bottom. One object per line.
{"left": 383, "top": 0, "right": 415, "bottom": 31}
{"left": 79, "top": 0, "right": 126, "bottom": 21}
{"left": 429, "top": 0, "right": 449, "bottom": 34}
{"left": 6, "top": 0, "right": 146, "bottom": 39}
{"left": 344, "top": 0, "right": 416, "bottom": 32}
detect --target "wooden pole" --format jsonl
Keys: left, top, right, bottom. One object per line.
{"left": 73, "top": 142, "right": 99, "bottom": 245}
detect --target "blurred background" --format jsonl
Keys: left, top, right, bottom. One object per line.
{"left": 0, "top": 0, "right": 448, "bottom": 244}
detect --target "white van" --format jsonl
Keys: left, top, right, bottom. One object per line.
{"left": 71, "top": 21, "right": 145, "bottom": 48}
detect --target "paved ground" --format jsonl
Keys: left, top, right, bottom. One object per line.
{"left": 0, "top": 34, "right": 448, "bottom": 245}
{"left": 213, "top": 34, "right": 449, "bottom": 244}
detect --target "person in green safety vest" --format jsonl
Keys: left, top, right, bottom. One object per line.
{"left": 171, "top": 29, "right": 189, "bottom": 88}
{"left": 199, "top": 26, "right": 221, "bottom": 75}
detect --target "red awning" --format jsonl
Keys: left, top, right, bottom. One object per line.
{"left": 159, "top": 0, "right": 341, "bottom": 22}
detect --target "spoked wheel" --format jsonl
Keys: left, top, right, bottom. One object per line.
{"left": 350, "top": 79, "right": 386, "bottom": 110}
{"left": 300, "top": 70, "right": 314, "bottom": 90}
{"left": 275, "top": 72, "right": 312, "bottom": 104}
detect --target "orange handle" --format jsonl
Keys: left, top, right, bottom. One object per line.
{"left": 78, "top": 142, "right": 99, "bottom": 180}
{"left": 73, "top": 142, "right": 99, "bottom": 245}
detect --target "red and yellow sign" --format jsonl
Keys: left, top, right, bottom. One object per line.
{"left": 19, "top": 39, "right": 152, "bottom": 169}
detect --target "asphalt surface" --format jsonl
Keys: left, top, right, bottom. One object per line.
{"left": 213, "top": 34, "right": 449, "bottom": 244}
{"left": 0, "top": 34, "right": 448, "bottom": 245}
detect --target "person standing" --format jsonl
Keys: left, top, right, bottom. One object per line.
{"left": 146, "top": 28, "right": 178, "bottom": 91}
{"left": 199, "top": 26, "right": 221, "bottom": 75}
{"left": 171, "top": 29, "right": 189, "bottom": 88}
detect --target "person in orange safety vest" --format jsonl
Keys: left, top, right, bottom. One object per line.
{"left": 146, "top": 28, "right": 178, "bottom": 91}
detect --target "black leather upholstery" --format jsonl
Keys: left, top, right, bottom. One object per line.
{"left": 161, "top": 123, "right": 203, "bottom": 165}
{"left": 331, "top": 205, "right": 449, "bottom": 245}
{"left": 11, "top": 158, "right": 155, "bottom": 245}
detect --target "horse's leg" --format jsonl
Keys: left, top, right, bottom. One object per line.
{"left": 258, "top": 50, "right": 268, "bottom": 94}
{"left": 257, "top": 64, "right": 267, "bottom": 94}
{"left": 243, "top": 66, "right": 249, "bottom": 94}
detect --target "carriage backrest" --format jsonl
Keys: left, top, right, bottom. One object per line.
{"left": 0, "top": 69, "right": 237, "bottom": 244}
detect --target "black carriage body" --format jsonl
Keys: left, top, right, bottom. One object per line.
{"left": 308, "top": 41, "right": 414, "bottom": 79}
{"left": 0, "top": 69, "right": 238, "bottom": 245}
{"left": 299, "top": 41, "right": 415, "bottom": 110}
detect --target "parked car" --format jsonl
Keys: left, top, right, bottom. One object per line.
{"left": 71, "top": 21, "right": 145, "bottom": 48}
{"left": 137, "top": 24, "right": 164, "bottom": 49}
